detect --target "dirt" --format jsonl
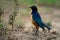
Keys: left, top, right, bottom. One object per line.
{"left": 0, "top": 28, "right": 60, "bottom": 40}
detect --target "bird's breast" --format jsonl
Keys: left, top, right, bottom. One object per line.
{"left": 31, "top": 15, "right": 39, "bottom": 29}
{"left": 31, "top": 15, "right": 37, "bottom": 25}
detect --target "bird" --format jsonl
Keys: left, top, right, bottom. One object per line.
{"left": 30, "top": 6, "right": 51, "bottom": 35}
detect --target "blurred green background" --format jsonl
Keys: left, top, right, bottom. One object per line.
{"left": 18, "top": 0, "right": 60, "bottom": 8}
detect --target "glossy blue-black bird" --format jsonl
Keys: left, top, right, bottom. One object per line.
{"left": 30, "top": 6, "right": 51, "bottom": 35}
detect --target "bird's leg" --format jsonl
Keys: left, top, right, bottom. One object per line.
{"left": 46, "top": 28, "right": 51, "bottom": 34}
{"left": 42, "top": 28, "right": 46, "bottom": 34}
{"left": 35, "top": 29, "right": 38, "bottom": 36}
{"left": 42, "top": 28, "right": 48, "bottom": 36}
{"left": 43, "top": 28, "right": 45, "bottom": 32}
{"left": 48, "top": 29, "right": 50, "bottom": 32}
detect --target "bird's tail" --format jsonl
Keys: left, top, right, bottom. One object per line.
{"left": 44, "top": 24, "right": 51, "bottom": 30}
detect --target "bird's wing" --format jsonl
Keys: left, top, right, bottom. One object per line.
{"left": 35, "top": 18, "right": 51, "bottom": 30}
{"left": 33, "top": 15, "right": 43, "bottom": 26}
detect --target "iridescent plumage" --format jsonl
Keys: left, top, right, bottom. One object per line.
{"left": 30, "top": 6, "right": 51, "bottom": 35}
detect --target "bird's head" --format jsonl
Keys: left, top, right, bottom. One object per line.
{"left": 30, "top": 6, "right": 38, "bottom": 11}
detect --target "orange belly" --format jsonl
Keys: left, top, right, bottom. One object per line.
{"left": 32, "top": 19, "right": 39, "bottom": 29}
{"left": 31, "top": 15, "right": 39, "bottom": 29}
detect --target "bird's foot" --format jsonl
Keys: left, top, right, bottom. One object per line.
{"left": 35, "top": 33, "right": 38, "bottom": 36}
{"left": 32, "top": 32, "right": 38, "bottom": 36}
{"left": 48, "top": 29, "right": 51, "bottom": 33}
